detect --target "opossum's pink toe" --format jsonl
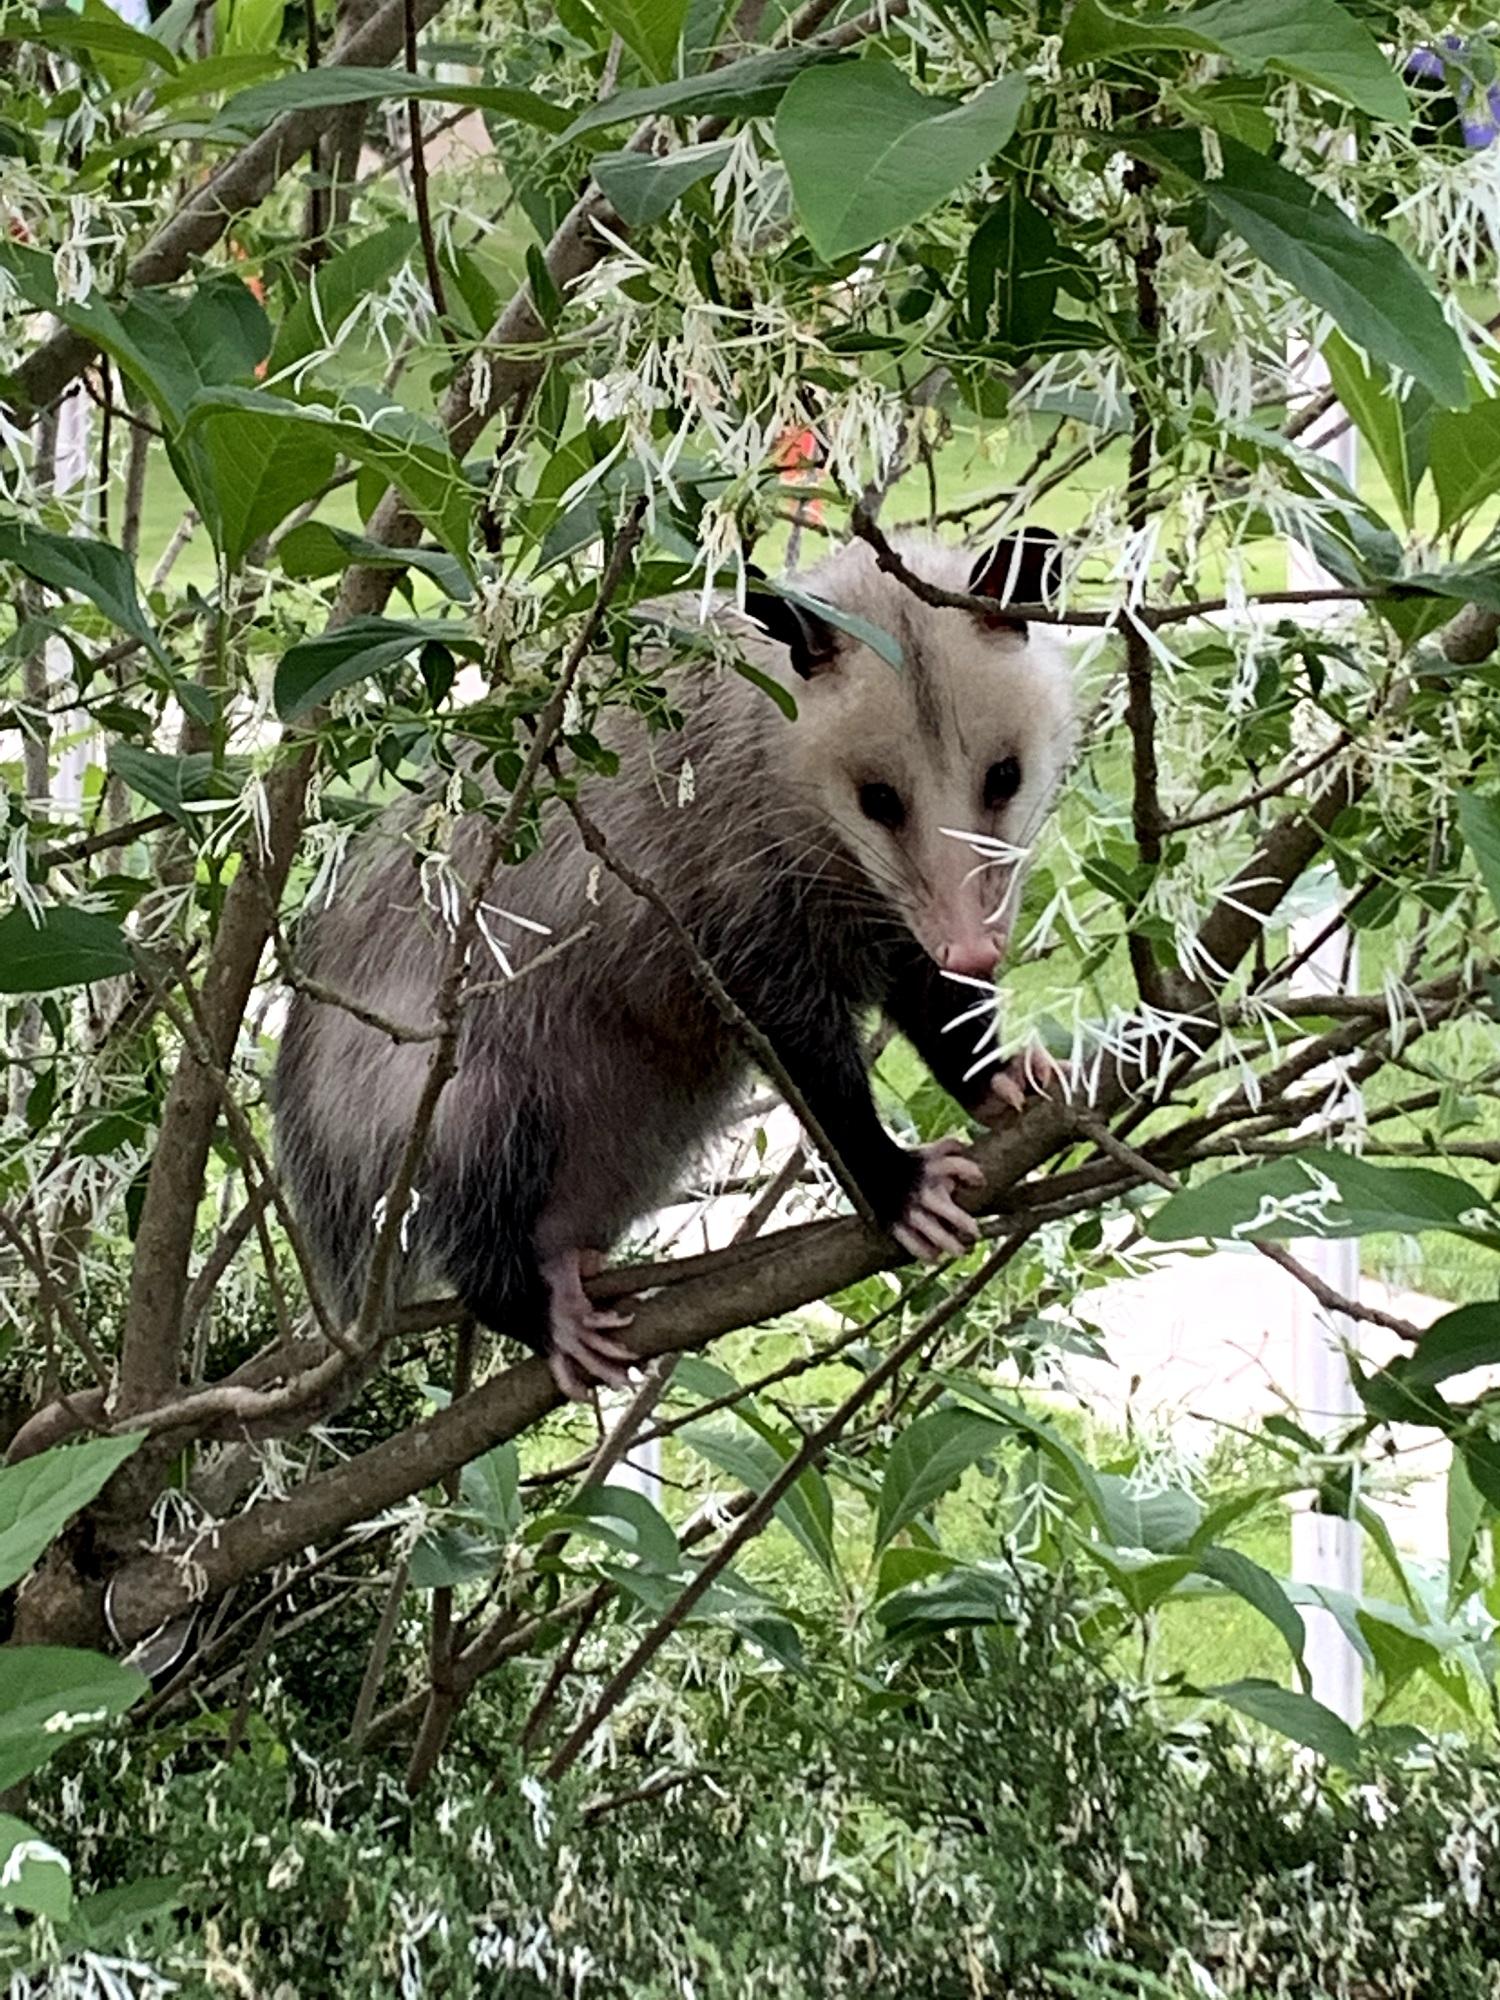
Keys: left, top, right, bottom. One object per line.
{"left": 550, "top": 1350, "right": 592, "bottom": 1403}
{"left": 893, "top": 1142, "right": 982, "bottom": 1264}
{"left": 975, "top": 1047, "right": 1070, "bottom": 1125}
{"left": 581, "top": 1309, "right": 634, "bottom": 1333}
{"left": 549, "top": 1307, "right": 638, "bottom": 1399}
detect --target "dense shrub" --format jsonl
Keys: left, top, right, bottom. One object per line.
{"left": 14, "top": 1621, "right": 1498, "bottom": 2000}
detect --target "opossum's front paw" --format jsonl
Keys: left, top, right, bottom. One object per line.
{"left": 973, "top": 1045, "right": 1071, "bottom": 1125}
{"left": 891, "top": 1139, "right": 983, "bottom": 1263}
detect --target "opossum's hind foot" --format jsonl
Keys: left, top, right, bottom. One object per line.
{"left": 542, "top": 1249, "right": 637, "bottom": 1403}
{"left": 892, "top": 1139, "right": 983, "bottom": 1263}
{"left": 975, "top": 1045, "right": 1071, "bottom": 1121}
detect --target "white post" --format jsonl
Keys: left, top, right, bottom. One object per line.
{"left": 606, "top": 1430, "right": 664, "bottom": 1506}
{"left": 47, "top": 387, "right": 93, "bottom": 819}
{"left": 1287, "top": 908, "right": 1364, "bottom": 1725}
{"left": 1283, "top": 301, "right": 1364, "bottom": 1726}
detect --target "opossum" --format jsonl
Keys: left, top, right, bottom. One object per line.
{"left": 274, "top": 530, "right": 1076, "bottom": 1400}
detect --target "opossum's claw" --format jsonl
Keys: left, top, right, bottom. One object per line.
{"left": 974, "top": 1045, "right": 1070, "bottom": 1125}
{"left": 548, "top": 1310, "right": 638, "bottom": 1402}
{"left": 892, "top": 1140, "right": 982, "bottom": 1263}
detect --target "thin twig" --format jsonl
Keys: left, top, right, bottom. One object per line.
{"left": 183, "top": 1186, "right": 273, "bottom": 1349}
{"left": 1161, "top": 736, "right": 1353, "bottom": 835}
{"left": 403, "top": 0, "right": 450, "bottom": 337}
{"left": 1253, "top": 1241, "right": 1424, "bottom": 1345}
{"left": 38, "top": 811, "right": 175, "bottom": 869}
{"left": 349, "top": 1554, "right": 411, "bottom": 1751}
{"left": 136, "top": 958, "right": 351, "bottom": 1357}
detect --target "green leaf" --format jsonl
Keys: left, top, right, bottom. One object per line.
{"left": 1062, "top": 0, "right": 1409, "bottom": 125}
{"left": 186, "top": 411, "right": 335, "bottom": 566}
{"left": 181, "top": 388, "right": 476, "bottom": 571}
{"left": 876, "top": 1559, "right": 1019, "bottom": 1637}
{"left": 217, "top": 0, "right": 284, "bottom": 56}
{"left": 1462, "top": 1430, "right": 1500, "bottom": 1510}
{"left": 776, "top": 57, "right": 1026, "bottom": 261}
{"left": 1321, "top": 328, "right": 1431, "bottom": 529}
{"left": 682, "top": 1422, "right": 837, "bottom": 1579}
{"left": 0, "top": 1815, "right": 71, "bottom": 1923}
{"left": 0, "top": 906, "right": 134, "bottom": 994}
{"left": 1356, "top": 1605, "right": 1444, "bottom": 1695}
{"left": 1447, "top": 1448, "right": 1486, "bottom": 1606}
{"left": 1176, "top": 77, "right": 1275, "bottom": 153}
{"left": 1093, "top": 1474, "right": 1203, "bottom": 1553}
{"left": 0, "top": 1648, "right": 147, "bottom": 1792}
{"left": 1400, "top": 562, "right": 1500, "bottom": 616}
{"left": 759, "top": 578, "right": 903, "bottom": 668}
{"left": 107, "top": 744, "right": 240, "bottom": 824}
{"left": 267, "top": 221, "right": 419, "bottom": 376}
{"left": 540, "top": 1485, "right": 681, "bottom": 1570}
{"left": 873, "top": 1410, "right": 1005, "bottom": 1555}
{"left": 942, "top": 1377, "right": 1111, "bottom": 1527}
{"left": 1085, "top": 1544, "right": 1197, "bottom": 1617}
{"left": 1206, "top": 1677, "right": 1362, "bottom": 1768}
{"left": 48, "top": 278, "right": 272, "bottom": 433}
{"left": 65, "top": 1876, "right": 187, "bottom": 1949}
{"left": 276, "top": 520, "right": 471, "bottom": 600}
{"left": 1146, "top": 1147, "right": 1498, "bottom": 1247}
{"left": 409, "top": 1525, "right": 496, "bottom": 1589}
{"left": 1401, "top": 1301, "right": 1500, "bottom": 1388}
{"left": 0, "top": 1435, "right": 144, "bottom": 1593}
{"left": 594, "top": 140, "right": 731, "bottom": 225}
{"left": 1430, "top": 397, "right": 1500, "bottom": 529}
{"left": 562, "top": 44, "right": 837, "bottom": 140}
{"left": 1140, "top": 133, "right": 1468, "bottom": 408}
{"left": 1458, "top": 790, "right": 1500, "bottom": 929}
{"left": 273, "top": 614, "right": 481, "bottom": 720}
{"left": 459, "top": 1442, "right": 520, "bottom": 1538}
{"left": 0, "top": 520, "right": 163, "bottom": 661}
{"left": 1196, "top": 1546, "right": 1307, "bottom": 1669}
{"left": 211, "top": 67, "right": 569, "bottom": 137}
{"left": 1355, "top": 1501, "right": 1429, "bottom": 1624}
{"left": 3, "top": 5, "right": 179, "bottom": 73}
{"left": 965, "top": 189, "right": 1095, "bottom": 352}
{"left": 152, "top": 49, "right": 291, "bottom": 105}
{"left": 591, "top": 0, "right": 692, "bottom": 82}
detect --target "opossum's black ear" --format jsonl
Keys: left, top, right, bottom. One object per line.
{"left": 967, "top": 527, "right": 1063, "bottom": 630}
{"left": 743, "top": 589, "right": 841, "bottom": 679}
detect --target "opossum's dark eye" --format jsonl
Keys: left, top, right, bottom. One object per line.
{"left": 984, "top": 757, "right": 1022, "bottom": 809}
{"left": 859, "top": 782, "right": 906, "bottom": 830}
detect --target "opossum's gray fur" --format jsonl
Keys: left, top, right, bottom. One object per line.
{"left": 274, "top": 531, "right": 1076, "bottom": 1360}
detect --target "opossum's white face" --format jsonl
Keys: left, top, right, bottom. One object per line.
{"left": 746, "top": 533, "right": 1076, "bottom": 980}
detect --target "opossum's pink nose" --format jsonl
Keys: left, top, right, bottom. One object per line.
{"left": 939, "top": 933, "right": 1006, "bottom": 979}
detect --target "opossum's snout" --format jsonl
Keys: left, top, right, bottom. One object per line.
{"left": 921, "top": 884, "right": 1010, "bottom": 980}
{"left": 935, "top": 929, "right": 1007, "bottom": 980}
{"left": 917, "top": 836, "right": 1025, "bottom": 983}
